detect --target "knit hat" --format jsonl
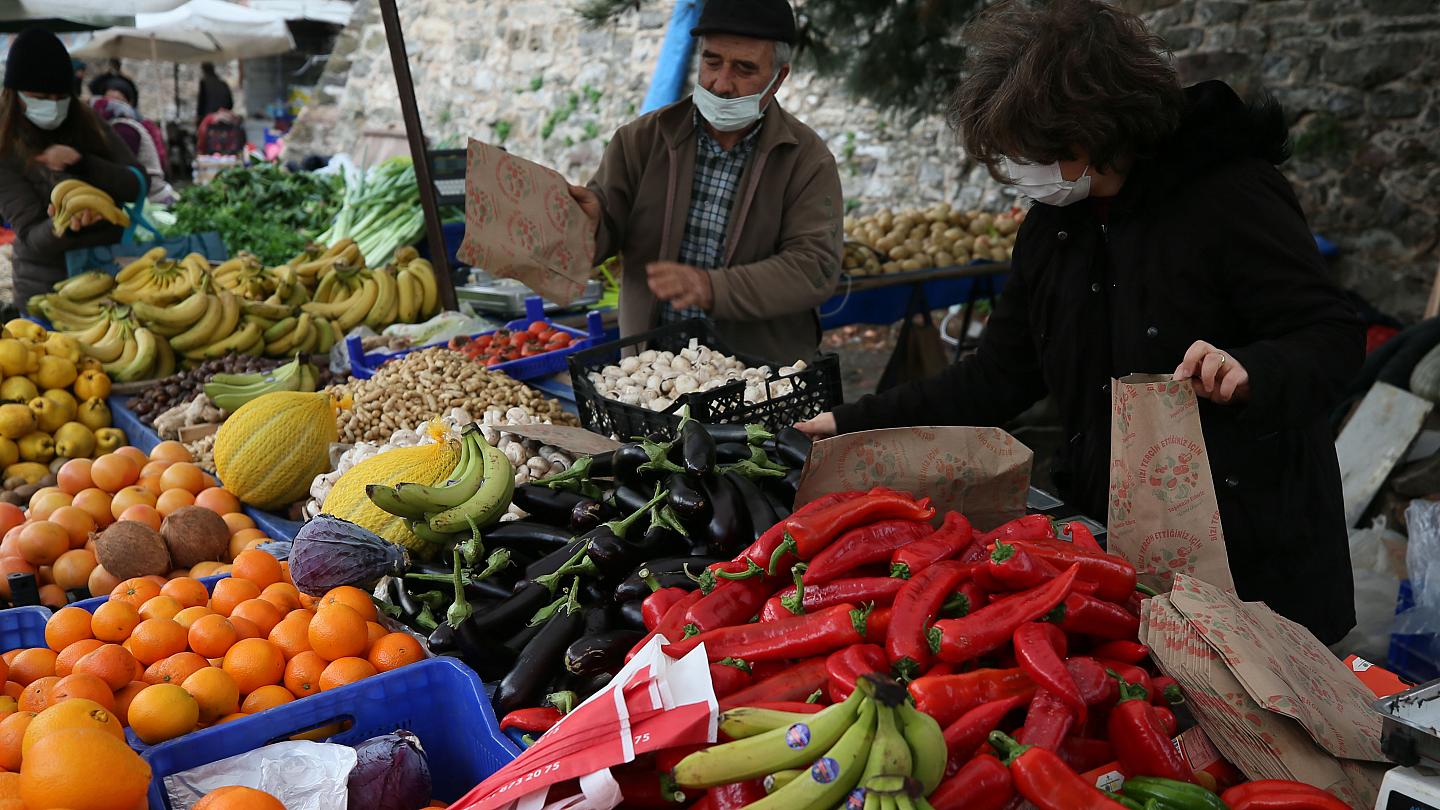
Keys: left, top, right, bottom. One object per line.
{"left": 691, "top": 0, "right": 797, "bottom": 45}
{"left": 4, "top": 28, "right": 75, "bottom": 96}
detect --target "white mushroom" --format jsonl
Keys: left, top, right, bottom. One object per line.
{"left": 673, "top": 374, "right": 700, "bottom": 395}
{"left": 620, "top": 356, "right": 641, "bottom": 374}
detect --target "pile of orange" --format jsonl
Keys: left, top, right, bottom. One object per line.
{"left": 0, "top": 440, "right": 272, "bottom": 604}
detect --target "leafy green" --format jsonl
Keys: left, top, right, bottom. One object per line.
{"left": 165, "top": 161, "right": 343, "bottom": 265}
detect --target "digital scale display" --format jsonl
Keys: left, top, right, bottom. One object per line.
{"left": 427, "top": 149, "right": 470, "bottom": 205}
{"left": 1388, "top": 794, "right": 1440, "bottom": 810}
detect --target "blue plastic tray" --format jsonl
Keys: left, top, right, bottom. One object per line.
{"left": 347, "top": 296, "right": 606, "bottom": 382}
{"left": 242, "top": 507, "right": 303, "bottom": 544}
{"left": 1390, "top": 580, "right": 1437, "bottom": 684}
{"left": 70, "top": 574, "right": 227, "bottom": 613}
{"left": 0, "top": 606, "right": 51, "bottom": 653}
{"left": 141, "top": 657, "right": 520, "bottom": 809}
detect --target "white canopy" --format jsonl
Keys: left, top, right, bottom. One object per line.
{"left": 248, "top": 0, "right": 353, "bottom": 26}
{"left": 0, "top": 0, "right": 188, "bottom": 27}
{"left": 70, "top": 27, "right": 222, "bottom": 62}
{"left": 131, "top": 0, "right": 295, "bottom": 61}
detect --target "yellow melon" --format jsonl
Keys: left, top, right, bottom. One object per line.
{"left": 322, "top": 439, "right": 462, "bottom": 555}
{"left": 214, "top": 391, "right": 337, "bottom": 510}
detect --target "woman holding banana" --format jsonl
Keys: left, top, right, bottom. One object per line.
{"left": 0, "top": 28, "right": 141, "bottom": 304}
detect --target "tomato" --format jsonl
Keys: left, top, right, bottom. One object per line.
{"left": 474, "top": 335, "right": 493, "bottom": 348}
{"left": 527, "top": 321, "right": 551, "bottom": 335}
{"left": 486, "top": 357, "right": 504, "bottom": 366}
{"left": 547, "top": 333, "right": 572, "bottom": 347}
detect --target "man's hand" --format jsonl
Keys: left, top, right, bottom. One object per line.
{"left": 1174, "top": 340, "right": 1250, "bottom": 404}
{"left": 647, "top": 262, "right": 713, "bottom": 312}
{"left": 568, "top": 185, "right": 601, "bottom": 238}
{"left": 796, "top": 412, "right": 837, "bottom": 439}
{"left": 45, "top": 204, "right": 102, "bottom": 232}
{"left": 36, "top": 145, "right": 81, "bottom": 172}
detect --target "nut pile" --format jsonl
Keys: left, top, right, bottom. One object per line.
{"left": 842, "top": 204, "right": 1024, "bottom": 276}
{"left": 326, "top": 348, "right": 576, "bottom": 444}
{"left": 587, "top": 342, "right": 809, "bottom": 411}
{"left": 128, "top": 355, "right": 346, "bottom": 423}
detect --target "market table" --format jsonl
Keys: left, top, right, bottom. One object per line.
{"left": 819, "top": 261, "right": 1009, "bottom": 331}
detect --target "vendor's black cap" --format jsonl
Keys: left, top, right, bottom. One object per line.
{"left": 691, "top": 0, "right": 797, "bottom": 45}
{"left": 4, "top": 28, "right": 74, "bottom": 96}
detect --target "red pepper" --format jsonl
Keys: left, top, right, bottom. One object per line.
{"left": 986, "top": 541, "right": 1056, "bottom": 592}
{"left": 770, "top": 489, "right": 935, "bottom": 571}
{"left": 1007, "top": 538, "right": 1136, "bottom": 602}
{"left": 735, "top": 490, "right": 862, "bottom": 570}
{"left": 1060, "top": 737, "right": 1115, "bottom": 773}
{"left": 703, "top": 779, "right": 768, "bottom": 809}
{"left": 1107, "top": 677, "right": 1193, "bottom": 783}
{"left": 931, "top": 754, "right": 1014, "bottom": 810}
{"left": 825, "top": 643, "right": 889, "bottom": 702}
{"left": 932, "top": 565, "right": 1078, "bottom": 663}
{"left": 1100, "top": 661, "right": 1153, "bottom": 700}
{"left": 1151, "top": 675, "right": 1183, "bottom": 705}
{"left": 1017, "top": 689, "right": 1076, "bottom": 752}
{"left": 709, "top": 658, "right": 753, "bottom": 697}
{"left": 980, "top": 514, "right": 1057, "bottom": 544}
{"left": 499, "top": 706, "right": 562, "bottom": 733}
{"left": 762, "top": 576, "right": 907, "bottom": 620}
{"left": 1051, "top": 593, "right": 1141, "bottom": 640}
{"left": 1089, "top": 640, "right": 1148, "bottom": 665}
{"left": 943, "top": 694, "right": 1029, "bottom": 776}
{"left": 909, "top": 668, "right": 1036, "bottom": 726}
{"left": 1014, "top": 623, "right": 1086, "bottom": 723}
{"left": 891, "top": 511, "right": 974, "bottom": 578}
{"left": 1220, "top": 780, "right": 1351, "bottom": 810}
{"left": 683, "top": 562, "right": 772, "bottom": 634}
{"left": 1153, "top": 705, "right": 1178, "bottom": 736}
{"left": 627, "top": 587, "right": 706, "bottom": 661}
{"left": 669, "top": 602, "right": 875, "bottom": 661}
{"left": 1066, "top": 657, "right": 1121, "bottom": 707}
{"left": 955, "top": 580, "right": 989, "bottom": 614}
{"left": 717, "top": 658, "right": 829, "bottom": 710}
{"left": 888, "top": 560, "right": 971, "bottom": 677}
{"left": 989, "top": 731, "right": 1128, "bottom": 810}
{"left": 641, "top": 586, "right": 689, "bottom": 631}
{"left": 804, "top": 519, "right": 933, "bottom": 585}
{"left": 1062, "top": 521, "right": 1104, "bottom": 554}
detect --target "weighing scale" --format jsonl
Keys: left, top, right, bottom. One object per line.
{"left": 425, "top": 148, "right": 469, "bottom": 206}
{"left": 1374, "top": 679, "right": 1440, "bottom": 807}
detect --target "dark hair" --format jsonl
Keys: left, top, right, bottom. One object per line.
{"left": 948, "top": 0, "right": 1185, "bottom": 176}
{"left": 0, "top": 89, "right": 113, "bottom": 165}
{"left": 202, "top": 62, "right": 216, "bottom": 75}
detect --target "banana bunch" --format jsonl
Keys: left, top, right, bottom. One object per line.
{"left": 71, "top": 310, "right": 175, "bottom": 382}
{"left": 674, "top": 676, "right": 947, "bottom": 810}
{"left": 49, "top": 179, "right": 129, "bottom": 237}
{"left": 203, "top": 355, "right": 320, "bottom": 413}
{"left": 366, "top": 425, "right": 517, "bottom": 543}
{"left": 112, "top": 249, "right": 204, "bottom": 307}
{"left": 211, "top": 253, "right": 273, "bottom": 301}
{"left": 28, "top": 271, "right": 117, "bottom": 332}
{"left": 301, "top": 264, "right": 380, "bottom": 333}
{"left": 257, "top": 309, "right": 338, "bottom": 357}
{"left": 288, "top": 238, "right": 361, "bottom": 288}
{"left": 392, "top": 252, "right": 442, "bottom": 323}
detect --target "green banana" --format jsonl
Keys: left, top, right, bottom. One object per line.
{"left": 745, "top": 699, "right": 877, "bottom": 810}
{"left": 859, "top": 704, "right": 912, "bottom": 785}
{"left": 313, "top": 317, "right": 335, "bottom": 354}
{"left": 896, "top": 701, "right": 946, "bottom": 795}
{"left": 427, "top": 437, "right": 515, "bottom": 533}
{"left": 404, "top": 518, "right": 464, "bottom": 546}
{"left": 721, "top": 706, "right": 828, "bottom": 740}
{"left": 204, "top": 356, "right": 303, "bottom": 411}
{"left": 263, "top": 316, "right": 298, "bottom": 343}
{"left": 763, "top": 770, "right": 803, "bottom": 794}
{"left": 392, "top": 430, "right": 483, "bottom": 512}
{"left": 297, "top": 362, "right": 317, "bottom": 393}
{"left": 366, "top": 484, "right": 431, "bottom": 521}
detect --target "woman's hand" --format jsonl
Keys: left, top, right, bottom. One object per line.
{"left": 1174, "top": 340, "right": 1250, "bottom": 404}
{"left": 796, "top": 412, "right": 837, "bottom": 439}
{"left": 36, "top": 145, "right": 81, "bottom": 172}
{"left": 45, "top": 204, "right": 103, "bottom": 232}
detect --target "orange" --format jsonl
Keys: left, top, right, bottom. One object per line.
{"left": 363, "top": 621, "right": 387, "bottom": 652}
{"left": 181, "top": 667, "right": 238, "bottom": 723}
{"left": 44, "top": 607, "right": 93, "bottom": 652}
{"left": 240, "top": 684, "right": 294, "bottom": 714}
{"left": 89, "top": 454, "right": 140, "bottom": 494}
{"left": 0, "top": 695, "right": 15, "bottom": 719}
{"left": 221, "top": 638, "right": 284, "bottom": 695}
{"left": 228, "top": 528, "right": 268, "bottom": 546}
{"left": 321, "top": 586, "right": 377, "bottom": 621}
{"left": 149, "top": 441, "right": 193, "bottom": 464}
{"left": 57, "top": 458, "right": 96, "bottom": 495}
{"left": 230, "top": 550, "right": 282, "bottom": 590}
{"left": 51, "top": 549, "right": 97, "bottom": 591}
{"left": 87, "top": 563, "right": 120, "bottom": 598}
{"left": 318, "top": 657, "right": 376, "bottom": 691}
{"left": 54, "top": 639, "right": 104, "bottom": 678}
{"left": 189, "top": 560, "right": 225, "bottom": 578}
{"left": 117, "top": 503, "right": 162, "bottom": 531}
{"left": 159, "top": 463, "right": 207, "bottom": 495}
{"left": 126, "top": 683, "right": 199, "bottom": 744}
{"left": 115, "top": 446, "right": 149, "bottom": 467}
{"left": 74, "top": 644, "right": 136, "bottom": 691}
{"left": 229, "top": 599, "right": 282, "bottom": 636}
{"left": 90, "top": 599, "right": 140, "bottom": 641}
{"left": 19, "top": 727, "right": 150, "bottom": 810}
{"left": 195, "top": 487, "right": 241, "bottom": 515}
{"left": 1, "top": 682, "right": 18, "bottom": 700}
{"left": 307, "top": 603, "right": 368, "bottom": 662}
{"left": 140, "top": 473, "right": 162, "bottom": 496}
{"left": 109, "top": 486, "right": 156, "bottom": 520}
{"left": 229, "top": 615, "right": 262, "bottom": 641}
{"left": 48, "top": 673, "right": 114, "bottom": 710}
{"left": 0, "top": 770, "right": 18, "bottom": 801}
{"left": 221, "top": 512, "right": 255, "bottom": 536}
{"left": 155, "top": 488, "right": 196, "bottom": 516}
{"left": 8, "top": 648, "right": 56, "bottom": 686}
{"left": 161, "top": 576, "right": 211, "bottom": 608}
{"left": 47, "top": 506, "right": 96, "bottom": 550}
{"left": 194, "top": 785, "right": 285, "bottom": 810}
{"left": 0, "top": 509, "right": 19, "bottom": 546}
{"left": 0, "top": 559, "right": 34, "bottom": 601}
{"left": 188, "top": 614, "right": 239, "bottom": 659}
{"left": 143, "top": 651, "right": 210, "bottom": 687}
{"left": 138, "top": 594, "right": 184, "bottom": 622}
{"left": 18, "top": 676, "right": 57, "bottom": 712}
{"left": 108, "top": 577, "right": 160, "bottom": 608}
{"left": 36, "top": 583, "right": 63, "bottom": 608}
{"left": 258, "top": 582, "right": 301, "bottom": 613}
{"left": 17, "top": 522, "right": 68, "bottom": 567}
{"left": 209, "top": 578, "right": 260, "bottom": 617}
{"left": 173, "top": 605, "right": 215, "bottom": 630}
{"left": 128, "top": 618, "right": 188, "bottom": 666}
{"left": 267, "top": 617, "right": 311, "bottom": 660}
{"left": 140, "top": 459, "right": 172, "bottom": 479}
{"left": 0, "top": 711, "right": 34, "bottom": 771}
{"left": 27, "top": 490, "right": 72, "bottom": 522}
{"left": 24, "top": 696, "right": 126, "bottom": 756}
{"left": 368, "top": 633, "right": 424, "bottom": 673}
{"left": 112, "top": 680, "right": 146, "bottom": 724}
{"left": 282, "top": 651, "right": 325, "bottom": 699}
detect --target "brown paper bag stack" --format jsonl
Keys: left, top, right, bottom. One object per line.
{"left": 1141, "top": 575, "right": 1390, "bottom": 808}
{"left": 1108, "top": 374, "right": 1236, "bottom": 591}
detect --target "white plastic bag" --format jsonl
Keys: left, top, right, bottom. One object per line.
{"left": 1333, "top": 518, "right": 1406, "bottom": 660}
{"left": 164, "top": 740, "right": 356, "bottom": 810}
{"left": 1394, "top": 500, "right": 1440, "bottom": 636}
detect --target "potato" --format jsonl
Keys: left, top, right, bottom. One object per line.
{"left": 881, "top": 261, "right": 901, "bottom": 274}
{"left": 992, "top": 248, "right": 1010, "bottom": 262}
{"left": 905, "top": 238, "right": 925, "bottom": 253}
{"left": 890, "top": 245, "right": 912, "bottom": 260}
{"left": 958, "top": 235, "right": 976, "bottom": 251}
{"left": 944, "top": 227, "right": 965, "bottom": 241}
{"left": 974, "top": 235, "right": 992, "bottom": 252}
{"left": 875, "top": 235, "right": 898, "bottom": 253}
{"left": 934, "top": 251, "right": 954, "bottom": 266}
{"left": 900, "top": 258, "right": 925, "bottom": 271}
{"left": 894, "top": 215, "right": 915, "bottom": 232}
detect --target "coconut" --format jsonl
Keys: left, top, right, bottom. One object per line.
{"left": 161, "top": 505, "right": 231, "bottom": 568}
{"left": 93, "top": 520, "right": 172, "bottom": 579}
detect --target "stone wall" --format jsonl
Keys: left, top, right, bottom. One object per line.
{"left": 285, "top": 0, "right": 1439, "bottom": 320}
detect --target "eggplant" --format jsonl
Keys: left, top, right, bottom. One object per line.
{"left": 612, "top": 556, "right": 719, "bottom": 602}
{"left": 725, "top": 471, "right": 778, "bottom": 544}
{"left": 611, "top": 485, "right": 653, "bottom": 515}
{"left": 773, "top": 426, "right": 813, "bottom": 468}
{"left": 580, "top": 604, "right": 612, "bottom": 636}
{"left": 427, "top": 622, "right": 457, "bottom": 654}
{"left": 769, "top": 494, "right": 793, "bottom": 521}
{"left": 512, "top": 485, "right": 588, "bottom": 525}
{"left": 611, "top": 443, "right": 652, "bottom": 487}
{"left": 462, "top": 579, "right": 511, "bottom": 601}
{"left": 493, "top": 592, "right": 585, "bottom": 715}
{"left": 666, "top": 473, "right": 710, "bottom": 523}
{"left": 487, "top": 521, "right": 575, "bottom": 550}
{"left": 523, "top": 538, "right": 587, "bottom": 580}
{"left": 715, "top": 442, "right": 752, "bottom": 464}
{"left": 388, "top": 578, "right": 423, "bottom": 623}
{"left": 569, "top": 498, "right": 612, "bottom": 533}
{"left": 407, "top": 560, "right": 454, "bottom": 577}
{"left": 634, "top": 522, "right": 680, "bottom": 555}
{"left": 462, "top": 580, "right": 552, "bottom": 636}
{"left": 699, "top": 473, "right": 751, "bottom": 554}
{"left": 588, "top": 450, "right": 615, "bottom": 478}
{"left": 617, "top": 599, "right": 646, "bottom": 630}
{"left": 679, "top": 419, "right": 716, "bottom": 477}
{"left": 575, "top": 672, "right": 614, "bottom": 699}
{"left": 564, "top": 630, "right": 646, "bottom": 678}
{"left": 781, "top": 468, "right": 803, "bottom": 492}
{"left": 701, "top": 423, "right": 775, "bottom": 446}
{"left": 454, "top": 621, "right": 519, "bottom": 680}
{"left": 503, "top": 620, "right": 544, "bottom": 653}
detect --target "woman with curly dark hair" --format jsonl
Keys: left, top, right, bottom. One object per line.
{"left": 799, "top": 0, "right": 1363, "bottom": 643}
{"left": 0, "top": 29, "right": 141, "bottom": 304}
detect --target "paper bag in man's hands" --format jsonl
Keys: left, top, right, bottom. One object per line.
{"left": 1107, "top": 374, "right": 1235, "bottom": 590}
{"left": 795, "top": 427, "right": 1031, "bottom": 531}
{"left": 457, "top": 139, "right": 595, "bottom": 306}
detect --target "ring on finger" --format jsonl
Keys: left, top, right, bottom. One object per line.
{"left": 1215, "top": 353, "right": 1227, "bottom": 366}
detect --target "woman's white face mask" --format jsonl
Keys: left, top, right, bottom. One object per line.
{"left": 20, "top": 94, "right": 68, "bottom": 130}
{"left": 999, "top": 157, "right": 1091, "bottom": 207}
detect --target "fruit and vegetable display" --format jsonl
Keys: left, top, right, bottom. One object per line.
{"left": 585, "top": 344, "right": 813, "bottom": 412}
{"left": 450, "top": 321, "right": 575, "bottom": 366}
{"left": 0, "top": 320, "right": 121, "bottom": 477}
{"left": 842, "top": 204, "right": 1024, "bottom": 276}
{"left": 48, "top": 179, "right": 130, "bottom": 237}
{"left": 164, "top": 161, "right": 343, "bottom": 266}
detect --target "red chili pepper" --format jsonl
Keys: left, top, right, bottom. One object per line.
{"left": 891, "top": 511, "right": 974, "bottom": 578}
{"left": 1220, "top": 780, "right": 1351, "bottom": 810}
{"left": 762, "top": 576, "right": 907, "bottom": 620}
{"left": 1100, "top": 661, "right": 1153, "bottom": 700}
{"left": 1108, "top": 677, "right": 1193, "bottom": 783}
{"left": 770, "top": 489, "right": 935, "bottom": 571}
{"left": 986, "top": 541, "right": 1057, "bottom": 592}
{"left": 1089, "top": 640, "right": 1149, "bottom": 665}
{"left": 641, "top": 586, "right": 689, "bottom": 631}
{"left": 498, "top": 706, "right": 562, "bottom": 733}
{"left": 668, "top": 600, "right": 879, "bottom": 663}
{"left": 1060, "top": 737, "right": 1115, "bottom": 773}
{"left": 736, "top": 490, "right": 862, "bottom": 570}
{"left": 683, "top": 565, "right": 772, "bottom": 634}
{"left": 955, "top": 580, "right": 989, "bottom": 614}
{"left": 932, "top": 565, "right": 1078, "bottom": 664}
{"left": 931, "top": 754, "right": 1014, "bottom": 810}
{"left": 1051, "top": 593, "right": 1141, "bottom": 640}
{"left": 909, "top": 668, "right": 1036, "bottom": 726}
{"left": 1153, "top": 705, "right": 1178, "bottom": 736}
{"left": 1066, "top": 657, "right": 1121, "bottom": 707}
{"left": 825, "top": 643, "right": 889, "bottom": 702}
{"left": 717, "top": 658, "right": 830, "bottom": 710}
{"left": 989, "top": 731, "right": 1128, "bottom": 810}
{"left": 709, "top": 658, "right": 754, "bottom": 697}
{"left": 980, "top": 514, "right": 1056, "bottom": 544}
{"left": 1151, "top": 675, "right": 1183, "bottom": 705}
{"left": 804, "top": 519, "right": 933, "bottom": 585}
{"left": 1017, "top": 689, "right": 1076, "bottom": 752}
{"left": 1062, "top": 521, "right": 1104, "bottom": 554}
{"left": 1014, "top": 623, "right": 1086, "bottom": 723}
{"left": 888, "top": 560, "right": 971, "bottom": 677}
{"left": 1008, "top": 539, "right": 1136, "bottom": 602}
{"left": 943, "top": 694, "right": 1029, "bottom": 776}
{"left": 627, "top": 587, "right": 706, "bottom": 661}
{"left": 704, "top": 779, "right": 768, "bottom": 809}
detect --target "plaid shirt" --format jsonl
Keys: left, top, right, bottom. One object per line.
{"left": 659, "top": 114, "right": 764, "bottom": 323}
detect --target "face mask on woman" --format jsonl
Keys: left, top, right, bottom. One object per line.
{"left": 20, "top": 93, "right": 68, "bottom": 130}
{"left": 693, "top": 71, "right": 778, "bottom": 133}
{"left": 999, "top": 157, "right": 1091, "bottom": 207}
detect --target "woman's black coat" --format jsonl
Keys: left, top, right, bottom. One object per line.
{"left": 835, "top": 81, "right": 1364, "bottom": 644}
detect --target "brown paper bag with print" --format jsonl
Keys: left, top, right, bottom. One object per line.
{"left": 456, "top": 138, "right": 595, "bottom": 306}
{"left": 794, "top": 427, "right": 1031, "bottom": 531}
{"left": 1108, "top": 374, "right": 1235, "bottom": 591}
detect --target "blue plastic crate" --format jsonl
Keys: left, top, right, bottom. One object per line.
{"left": 0, "top": 606, "right": 52, "bottom": 653}
{"left": 347, "top": 296, "right": 606, "bottom": 382}
{"left": 141, "top": 657, "right": 519, "bottom": 809}
{"left": 242, "top": 507, "right": 303, "bottom": 543}
{"left": 70, "top": 575, "right": 227, "bottom": 613}
{"left": 109, "top": 395, "right": 159, "bottom": 455}
{"left": 1389, "top": 580, "right": 1440, "bottom": 684}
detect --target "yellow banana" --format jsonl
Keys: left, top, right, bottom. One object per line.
{"left": 365, "top": 270, "right": 399, "bottom": 330}
{"left": 395, "top": 269, "right": 420, "bottom": 323}
{"left": 334, "top": 277, "right": 378, "bottom": 333}
{"left": 169, "top": 295, "right": 223, "bottom": 352}
{"left": 407, "top": 260, "right": 439, "bottom": 316}
{"left": 153, "top": 334, "right": 176, "bottom": 378}
{"left": 49, "top": 179, "right": 88, "bottom": 208}
{"left": 70, "top": 316, "right": 113, "bottom": 346}
{"left": 116, "top": 248, "right": 165, "bottom": 283}
{"left": 210, "top": 292, "right": 241, "bottom": 343}
{"left": 100, "top": 325, "right": 140, "bottom": 373}
{"left": 109, "top": 326, "right": 159, "bottom": 382}
{"left": 187, "top": 320, "right": 262, "bottom": 361}
{"left": 83, "top": 319, "right": 128, "bottom": 363}
{"left": 265, "top": 313, "right": 312, "bottom": 356}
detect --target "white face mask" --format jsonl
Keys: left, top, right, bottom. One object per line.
{"left": 20, "top": 94, "right": 68, "bottom": 131}
{"left": 693, "top": 71, "right": 778, "bottom": 133}
{"left": 999, "top": 157, "right": 1091, "bottom": 207}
